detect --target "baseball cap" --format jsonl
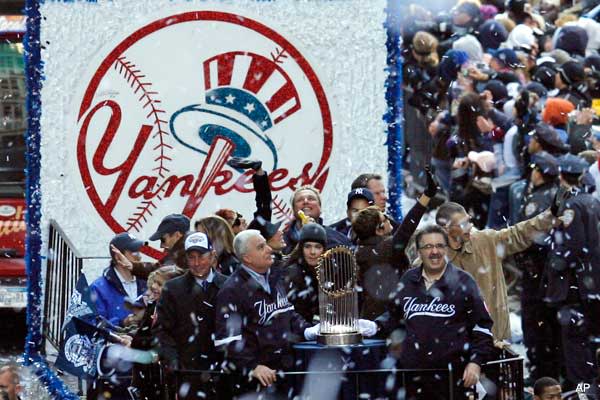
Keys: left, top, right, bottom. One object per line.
{"left": 491, "top": 48, "right": 524, "bottom": 69}
{"left": 346, "top": 188, "right": 375, "bottom": 208}
{"left": 184, "top": 232, "right": 212, "bottom": 253}
{"left": 110, "top": 232, "right": 144, "bottom": 254}
{"left": 557, "top": 61, "right": 586, "bottom": 86}
{"left": 149, "top": 214, "right": 190, "bottom": 241}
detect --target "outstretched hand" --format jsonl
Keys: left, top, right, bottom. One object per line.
{"left": 424, "top": 166, "right": 439, "bottom": 198}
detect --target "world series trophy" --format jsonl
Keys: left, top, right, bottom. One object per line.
{"left": 316, "top": 246, "right": 363, "bottom": 346}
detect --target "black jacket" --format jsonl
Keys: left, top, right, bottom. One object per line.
{"left": 544, "top": 190, "right": 600, "bottom": 304}
{"left": 153, "top": 270, "right": 228, "bottom": 370}
{"left": 355, "top": 201, "right": 427, "bottom": 319}
{"left": 376, "top": 262, "right": 495, "bottom": 369}
{"left": 514, "top": 181, "right": 558, "bottom": 277}
{"left": 282, "top": 260, "right": 319, "bottom": 324}
{"left": 214, "top": 266, "right": 311, "bottom": 374}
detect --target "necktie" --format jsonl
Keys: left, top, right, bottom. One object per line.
{"left": 202, "top": 280, "right": 209, "bottom": 292}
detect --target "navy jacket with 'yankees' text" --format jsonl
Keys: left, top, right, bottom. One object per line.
{"left": 376, "top": 262, "right": 495, "bottom": 369}
{"left": 214, "top": 265, "right": 311, "bottom": 375}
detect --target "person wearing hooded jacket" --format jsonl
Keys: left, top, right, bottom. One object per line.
{"left": 352, "top": 167, "right": 438, "bottom": 320}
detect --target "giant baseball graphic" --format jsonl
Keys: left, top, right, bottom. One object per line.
{"left": 76, "top": 11, "right": 333, "bottom": 258}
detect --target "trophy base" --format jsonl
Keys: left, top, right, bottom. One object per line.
{"left": 316, "top": 332, "right": 363, "bottom": 346}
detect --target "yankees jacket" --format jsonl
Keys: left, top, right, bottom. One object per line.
{"left": 376, "top": 262, "right": 495, "bottom": 369}
{"left": 214, "top": 265, "right": 311, "bottom": 374}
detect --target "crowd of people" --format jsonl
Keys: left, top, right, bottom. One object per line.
{"left": 75, "top": 0, "right": 600, "bottom": 399}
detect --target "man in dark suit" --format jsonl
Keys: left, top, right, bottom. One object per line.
{"left": 154, "top": 232, "right": 228, "bottom": 400}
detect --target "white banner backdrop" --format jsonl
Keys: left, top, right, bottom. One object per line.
{"left": 40, "top": 0, "right": 388, "bottom": 261}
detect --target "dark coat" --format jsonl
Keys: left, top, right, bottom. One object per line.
{"left": 153, "top": 270, "right": 228, "bottom": 370}
{"left": 218, "top": 252, "right": 241, "bottom": 276}
{"left": 282, "top": 260, "right": 319, "bottom": 324}
{"left": 376, "top": 262, "right": 495, "bottom": 369}
{"left": 355, "top": 201, "right": 427, "bottom": 319}
{"left": 214, "top": 266, "right": 310, "bottom": 374}
{"left": 544, "top": 190, "right": 600, "bottom": 304}
{"left": 130, "top": 302, "right": 163, "bottom": 399}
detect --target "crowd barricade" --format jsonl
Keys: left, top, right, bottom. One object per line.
{"left": 164, "top": 348, "right": 523, "bottom": 400}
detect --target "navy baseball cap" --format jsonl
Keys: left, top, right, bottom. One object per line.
{"left": 184, "top": 232, "right": 212, "bottom": 253}
{"left": 532, "top": 151, "right": 559, "bottom": 176}
{"left": 491, "top": 48, "right": 524, "bottom": 69}
{"left": 559, "top": 154, "right": 589, "bottom": 175}
{"left": 346, "top": 188, "right": 375, "bottom": 208}
{"left": 149, "top": 214, "right": 190, "bottom": 241}
{"left": 110, "top": 232, "right": 144, "bottom": 254}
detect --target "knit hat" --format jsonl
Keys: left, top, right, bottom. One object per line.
{"left": 439, "top": 50, "right": 469, "bottom": 81}
{"left": 532, "top": 65, "right": 557, "bottom": 90}
{"left": 554, "top": 25, "right": 589, "bottom": 58}
{"left": 542, "top": 98, "right": 575, "bottom": 127}
{"left": 557, "top": 61, "right": 586, "bottom": 86}
{"left": 453, "top": 35, "right": 484, "bottom": 62}
{"left": 478, "top": 19, "right": 508, "bottom": 50}
{"left": 299, "top": 223, "right": 327, "bottom": 247}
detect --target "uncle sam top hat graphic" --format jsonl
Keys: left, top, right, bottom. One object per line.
{"left": 170, "top": 51, "right": 302, "bottom": 171}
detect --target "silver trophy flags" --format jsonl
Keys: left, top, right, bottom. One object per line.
{"left": 316, "top": 246, "right": 362, "bottom": 346}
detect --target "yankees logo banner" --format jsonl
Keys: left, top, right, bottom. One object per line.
{"left": 39, "top": 0, "right": 388, "bottom": 259}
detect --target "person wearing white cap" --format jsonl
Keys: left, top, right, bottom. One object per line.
{"left": 153, "top": 232, "right": 228, "bottom": 400}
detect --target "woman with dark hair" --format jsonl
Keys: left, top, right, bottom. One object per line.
{"left": 449, "top": 92, "right": 495, "bottom": 228}
{"left": 282, "top": 223, "right": 327, "bottom": 324}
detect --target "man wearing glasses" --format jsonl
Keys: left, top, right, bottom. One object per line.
{"left": 376, "top": 225, "right": 494, "bottom": 400}
{"left": 435, "top": 200, "right": 556, "bottom": 343}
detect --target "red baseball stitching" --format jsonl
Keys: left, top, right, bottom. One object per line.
{"left": 272, "top": 194, "right": 293, "bottom": 223}
{"left": 114, "top": 55, "right": 172, "bottom": 177}
{"left": 114, "top": 55, "right": 171, "bottom": 232}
